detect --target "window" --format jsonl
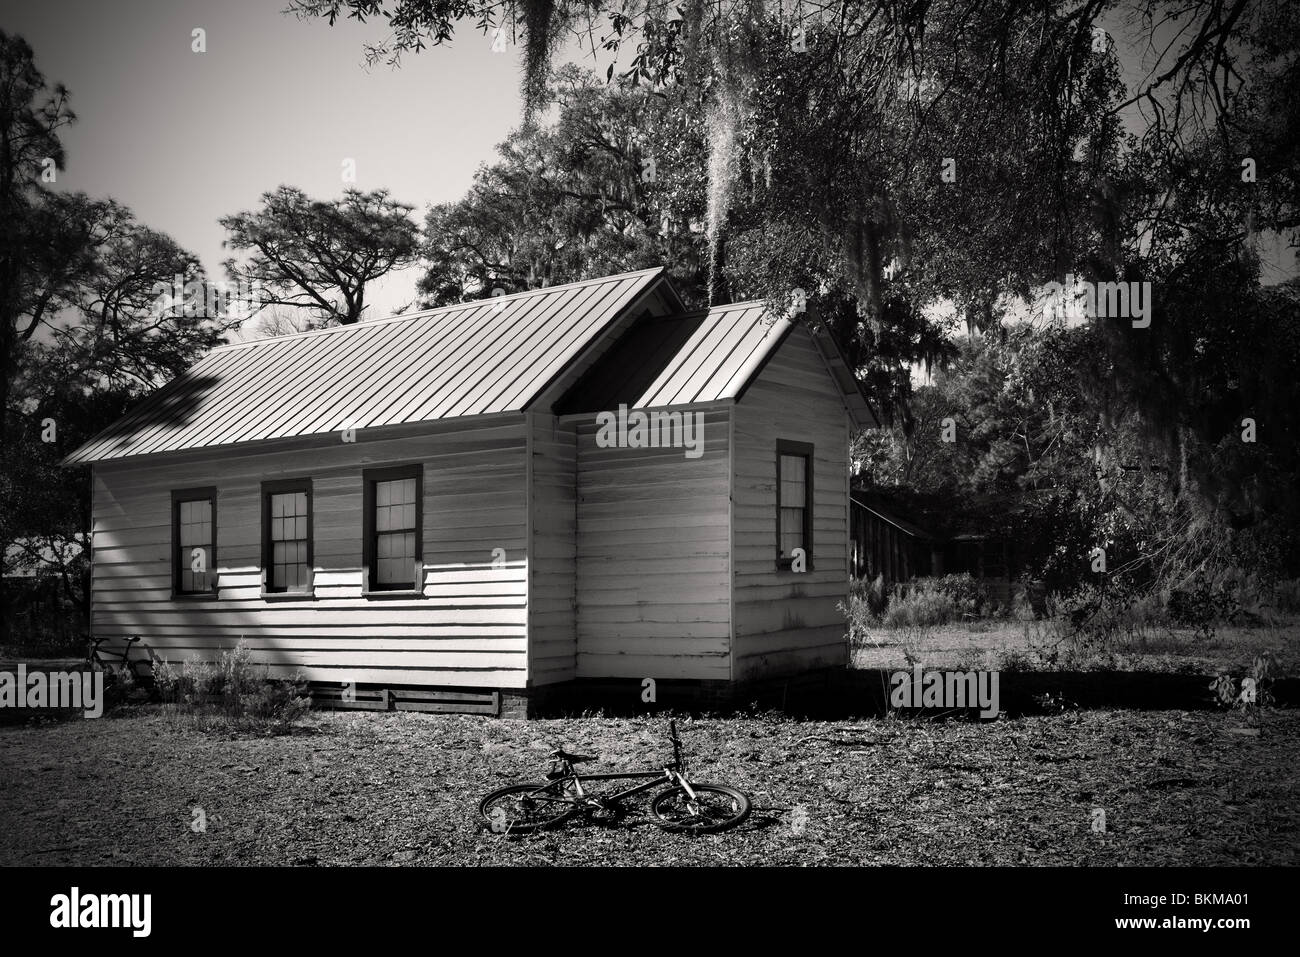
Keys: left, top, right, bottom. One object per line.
{"left": 172, "top": 487, "right": 217, "bottom": 596}
{"left": 262, "top": 480, "right": 313, "bottom": 594}
{"left": 363, "top": 465, "right": 423, "bottom": 592}
{"left": 776, "top": 440, "right": 813, "bottom": 569}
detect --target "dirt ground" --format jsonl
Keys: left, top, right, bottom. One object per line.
{"left": 1, "top": 707, "right": 1296, "bottom": 866}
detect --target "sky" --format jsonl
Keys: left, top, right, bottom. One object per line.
{"left": 1, "top": 0, "right": 564, "bottom": 320}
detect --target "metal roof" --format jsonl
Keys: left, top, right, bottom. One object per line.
{"left": 637, "top": 302, "right": 790, "bottom": 407}
{"left": 64, "top": 268, "right": 667, "bottom": 464}
{"left": 850, "top": 494, "right": 935, "bottom": 540}
{"left": 555, "top": 301, "right": 878, "bottom": 428}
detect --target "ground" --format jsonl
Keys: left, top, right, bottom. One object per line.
{"left": 1, "top": 707, "right": 1296, "bottom": 866}
{"left": 2, "top": 620, "right": 1296, "bottom": 866}
{"left": 850, "top": 620, "right": 1297, "bottom": 676}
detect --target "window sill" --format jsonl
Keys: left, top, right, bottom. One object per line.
{"left": 171, "top": 591, "right": 219, "bottom": 601}
{"left": 362, "top": 588, "right": 425, "bottom": 599}
{"left": 261, "top": 589, "right": 316, "bottom": 601}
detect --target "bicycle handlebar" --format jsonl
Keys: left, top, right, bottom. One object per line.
{"left": 90, "top": 634, "right": 141, "bottom": 648}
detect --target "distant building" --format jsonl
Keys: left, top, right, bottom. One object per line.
{"left": 850, "top": 493, "right": 1020, "bottom": 603}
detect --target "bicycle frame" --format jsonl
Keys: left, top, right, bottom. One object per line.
{"left": 88, "top": 635, "right": 152, "bottom": 681}
{"left": 529, "top": 763, "right": 701, "bottom": 809}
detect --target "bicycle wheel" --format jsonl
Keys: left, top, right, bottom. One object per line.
{"left": 650, "top": 783, "right": 751, "bottom": 834}
{"left": 478, "top": 782, "right": 578, "bottom": 834}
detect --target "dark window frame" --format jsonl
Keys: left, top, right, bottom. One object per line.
{"left": 775, "top": 440, "right": 814, "bottom": 571}
{"left": 362, "top": 464, "right": 424, "bottom": 595}
{"left": 261, "top": 478, "right": 314, "bottom": 596}
{"left": 171, "top": 486, "right": 218, "bottom": 598}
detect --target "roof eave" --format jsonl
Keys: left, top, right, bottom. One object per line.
{"left": 65, "top": 409, "right": 528, "bottom": 467}
{"left": 806, "top": 323, "right": 879, "bottom": 431}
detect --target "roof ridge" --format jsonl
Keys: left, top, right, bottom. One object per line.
{"left": 672, "top": 298, "right": 781, "bottom": 320}
{"left": 208, "top": 266, "right": 667, "bottom": 354}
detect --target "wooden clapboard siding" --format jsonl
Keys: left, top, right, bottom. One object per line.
{"left": 527, "top": 413, "right": 578, "bottom": 685}
{"left": 731, "top": 325, "right": 850, "bottom": 680}
{"left": 90, "top": 417, "right": 529, "bottom": 689}
{"left": 572, "top": 407, "right": 732, "bottom": 680}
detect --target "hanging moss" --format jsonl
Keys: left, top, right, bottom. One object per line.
{"left": 705, "top": 90, "right": 738, "bottom": 303}
{"left": 701, "top": 0, "right": 765, "bottom": 304}
{"left": 520, "top": 0, "right": 559, "bottom": 123}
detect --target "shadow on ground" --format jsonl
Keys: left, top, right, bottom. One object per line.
{"left": 530, "top": 669, "right": 1299, "bottom": 720}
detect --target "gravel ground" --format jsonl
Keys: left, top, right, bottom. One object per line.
{"left": 1, "top": 707, "right": 1296, "bottom": 866}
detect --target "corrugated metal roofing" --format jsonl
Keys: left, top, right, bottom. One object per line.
{"left": 64, "top": 268, "right": 666, "bottom": 464}
{"left": 634, "top": 302, "right": 790, "bottom": 407}
{"left": 555, "top": 302, "right": 791, "bottom": 413}
{"left": 554, "top": 299, "right": 877, "bottom": 429}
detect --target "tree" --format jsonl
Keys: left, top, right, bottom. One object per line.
{"left": 293, "top": 0, "right": 1300, "bottom": 592}
{"left": 0, "top": 33, "right": 232, "bottom": 647}
{"left": 221, "top": 186, "right": 420, "bottom": 327}
{"left": 37, "top": 196, "right": 231, "bottom": 392}
{"left": 0, "top": 31, "right": 77, "bottom": 450}
{"left": 418, "top": 66, "right": 708, "bottom": 306}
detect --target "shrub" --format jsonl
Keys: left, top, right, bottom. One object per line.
{"left": 1167, "top": 572, "right": 1237, "bottom": 639}
{"left": 881, "top": 574, "right": 986, "bottom": 627}
{"left": 840, "top": 591, "right": 873, "bottom": 646}
{"left": 1048, "top": 580, "right": 1160, "bottom": 663}
{"left": 1210, "top": 652, "right": 1278, "bottom": 719}
{"left": 927, "top": 573, "right": 989, "bottom": 615}
{"left": 848, "top": 574, "right": 889, "bottom": 619}
{"left": 883, "top": 587, "right": 962, "bottom": 627}
{"left": 239, "top": 680, "right": 313, "bottom": 733}
{"left": 154, "top": 640, "right": 311, "bottom": 733}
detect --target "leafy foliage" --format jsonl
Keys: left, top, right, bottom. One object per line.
{"left": 418, "top": 66, "right": 708, "bottom": 305}
{"left": 0, "top": 34, "right": 231, "bottom": 643}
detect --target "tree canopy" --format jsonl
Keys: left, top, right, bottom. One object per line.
{"left": 221, "top": 186, "right": 420, "bottom": 327}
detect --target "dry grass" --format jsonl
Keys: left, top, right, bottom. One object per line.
{"left": 1, "top": 707, "right": 1296, "bottom": 866}
{"left": 851, "top": 620, "right": 1298, "bottom": 675}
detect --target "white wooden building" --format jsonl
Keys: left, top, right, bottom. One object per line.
{"left": 64, "top": 268, "right": 875, "bottom": 713}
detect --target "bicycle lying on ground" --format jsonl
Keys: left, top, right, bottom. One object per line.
{"left": 478, "top": 719, "right": 751, "bottom": 835}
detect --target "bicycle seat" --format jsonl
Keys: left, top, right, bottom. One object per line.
{"left": 550, "top": 748, "right": 597, "bottom": 764}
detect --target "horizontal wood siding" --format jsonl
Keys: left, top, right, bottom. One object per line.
{"left": 90, "top": 418, "right": 529, "bottom": 688}
{"left": 527, "top": 413, "right": 577, "bottom": 685}
{"left": 573, "top": 407, "right": 732, "bottom": 680}
{"left": 732, "top": 326, "right": 850, "bottom": 680}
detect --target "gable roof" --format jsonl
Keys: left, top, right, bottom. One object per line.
{"left": 555, "top": 301, "right": 878, "bottom": 428}
{"left": 64, "top": 268, "right": 671, "bottom": 464}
